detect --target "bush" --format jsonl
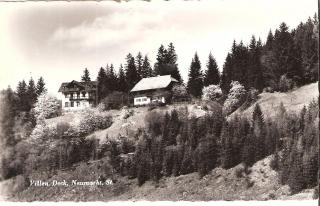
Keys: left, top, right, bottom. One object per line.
{"left": 33, "top": 92, "right": 60, "bottom": 120}
{"left": 202, "top": 84, "right": 223, "bottom": 102}
{"left": 172, "top": 84, "right": 188, "bottom": 100}
{"left": 279, "top": 75, "right": 295, "bottom": 92}
{"left": 223, "top": 81, "right": 247, "bottom": 115}
{"left": 103, "top": 91, "right": 129, "bottom": 110}
{"left": 78, "top": 109, "right": 112, "bottom": 136}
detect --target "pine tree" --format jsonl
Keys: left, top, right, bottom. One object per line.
{"left": 187, "top": 53, "right": 203, "bottom": 98}
{"left": 117, "top": 64, "right": 128, "bottom": 92}
{"left": 97, "top": 67, "right": 108, "bottom": 102}
{"left": 27, "top": 78, "right": 37, "bottom": 110}
{"left": 141, "top": 55, "right": 153, "bottom": 78}
{"left": 36, "top": 77, "right": 46, "bottom": 96}
{"left": 265, "top": 29, "right": 274, "bottom": 51}
{"left": 125, "top": 53, "right": 139, "bottom": 91}
{"left": 203, "top": 52, "right": 220, "bottom": 86}
{"left": 252, "top": 103, "right": 266, "bottom": 161}
{"left": 81, "top": 68, "right": 91, "bottom": 82}
{"left": 16, "top": 80, "right": 28, "bottom": 111}
{"left": 107, "top": 64, "right": 118, "bottom": 92}
{"left": 154, "top": 43, "right": 182, "bottom": 82}
{"left": 135, "top": 52, "right": 143, "bottom": 79}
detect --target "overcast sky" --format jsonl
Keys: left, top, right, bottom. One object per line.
{"left": 0, "top": 0, "right": 317, "bottom": 95}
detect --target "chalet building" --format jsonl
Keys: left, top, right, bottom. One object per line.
{"left": 58, "top": 80, "right": 97, "bottom": 111}
{"left": 130, "top": 75, "right": 179, "bottom": 106}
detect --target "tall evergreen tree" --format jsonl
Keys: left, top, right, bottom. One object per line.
{"left": 125, "top": 53, "right": 139, "bottom": 91}
{"left": 118, "top": 64, "right": 128, "bottom": 92}
{"left": 97, "top": 67, "right": 108, "bottom": 102}
{"left": 252, "top": 103, "right": 266, "bottom": 161}
{"left": 141, "top": 55, "right": 153, "bottom": 78}
{"left": 187, "top": 53, "right": 203, "bottom": 98}
{"left": 36, "top": 77, "right": 46, "bottom": 96}
{"left": 16, "top": 80, "right": 28, "bottom": 112}
{"left": 81, "top": 68, "right": 91, "bottom": 82}
{"left": 27, "top": 78, "right": 37, "bottom": 110}
{"left": 203, "top": 52, "right": 220, "bottom": 86}
{"left": 107, "top": 64, "right": 118, "bottom": 92}
{"left": 154, "top": 43, "right": 182, "bottom": 82}
{"left": 135, "top": 52, "right": 143, "bottom": 79}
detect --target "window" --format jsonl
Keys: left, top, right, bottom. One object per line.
{"left": 82, "top": 92, "right": 86, "bottom": 97}
{"left": 143, "top": 97, "right": 148, "bottom": 102}
{"left": 77, "top": 93, "right": 80, "bottom": 99}
{"left": 65, "top": 102, "right": 69, "bottom": 107}
{"left": 64, "top": 93, "right": 67, "bottom": 98}
{"left": 70, "top": 102, "right": 74, "bottom": 107}
{"left": 136, "top": 98, "right": 141, "bottom": 102}
{"left": 70, "top": 94, "right": 73, "bottom": 99}
{"left": 76, "top": 101, "right": 80, "bottom": 107}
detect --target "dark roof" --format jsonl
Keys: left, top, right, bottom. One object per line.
{"left": 130, "top": 75, "right": 178, "bottom": 92}
{"left": 58, "top": 80, "right": 97, "bottom": 92}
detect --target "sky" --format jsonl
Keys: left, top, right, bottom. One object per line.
{"left": 0, "top": 0, "right": 317, "bottom": 95}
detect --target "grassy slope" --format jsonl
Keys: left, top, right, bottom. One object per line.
{"left": 45, "top": 104, "right": 208, "bottom": 144}
{"left": 231, "top": 82, "right": 318, "bottom": 120}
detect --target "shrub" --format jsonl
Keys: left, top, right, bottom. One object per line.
{"left": 33, "top": 92, "right": 60, "bottom": 120}
{"left": 172, "top": 84, "right": 188, "bottom": 100}
{"left": 202, "top": 84, "right": 223, "bottom": 102}
{"left": 78, "top": 110, "right": 112, "bottom": 136}
{"left": 223, "top": 81, "right": 247, "bottom": 115}
{"left": 103, "top": 91, "right": 129, "bottom": 110}
{"left": 279, "top": 75, "right": 295, "bottom": 92}
{"left": 235, "top": 167, "right": 244, "bottom": 178}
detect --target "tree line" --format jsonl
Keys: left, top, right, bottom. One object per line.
{"left": 81, "top": 14, "right": 318, "bottom": 103}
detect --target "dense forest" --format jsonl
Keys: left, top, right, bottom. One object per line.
{"left": 0, "top": 14, "right": 318, "bottom": 197}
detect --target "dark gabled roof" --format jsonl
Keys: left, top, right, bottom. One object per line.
{"left": 58, "top": 80, "right": 97, "bottom": 92}
{"left": 130, "top": 75, "right": 178, "bottom": 92}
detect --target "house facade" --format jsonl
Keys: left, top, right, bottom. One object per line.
{"left": 58, "top": 80, "right": 97, "bottom": 111}
{"left": 130, "top": 75, "right": 179, "bottom": 106}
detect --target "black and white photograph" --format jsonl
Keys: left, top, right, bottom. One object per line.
{"left": 0, "top": 0, "right": 318, "bottom": 204}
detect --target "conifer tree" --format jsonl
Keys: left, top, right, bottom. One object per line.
{"left": 16, "top": 80, "right": 28, "bottom": 111}
{"left": 154, "top": 43, "right": 182, "bottom": 82}
{"left": 203, "top": 52, "right": 220, "bottom": 86}
{"left": 97, "top": 67, "right": 108, "bottom": 102}
{"left": 36, "top": 77, "right": 46, "bottom": 96}
{"left": 125, "top": 53, "right": 139, "bottom": 91}
{"left": 81, "top": 68, "right": 91, "bottom": 82}
{"left": 141, "top": 55, "right": 153, "bottom": 78}
{"left": 107, "top": 64, "right": 118, "bottom": 91}
{"left": 27, "top": 78, "right": 37, "bottom": 110}
{"left": 135, "top": 52, "right": 143, "bottom": 79}
{"left": 117, "top": 64, "right": 128, "bottom": 92}
{"left": 187, "top": 53, "right": 203, "bottom": 98}
{"left": 252, "top": 103, "right": 266, "bottom": 161}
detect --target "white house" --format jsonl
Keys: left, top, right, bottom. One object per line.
{"left": 58, "top": 80, "right": 97, "bottom": 111}
{"left": 130, "top": 75, "right": 179, "bottom": 106}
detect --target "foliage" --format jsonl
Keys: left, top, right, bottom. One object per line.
{"left": 154, "top": 43, "right": 182, "bottom": 82}
{"left": 172, "top": 84, "right": 188, "bottom": 100}
{"left": 78, "top": 109, "right": 113, "bottom": 136}
{"left": 33, "top": 92, "right": 60, "bottom": 120}
{"left": 202, "top": 84, "right": 223, "bottom": 102}
{"left": 187, "top": 53, "right": 203, "bottom": 98}
{"left": 81, "top": 68, "right": 91, "bottom": 82}
{"left": 102, "top": 91, "right": 129, "bottom": 110}
{"left": 203, "top": 53, "right": 220, "bottom": 86}
{"left": 223, "top": 81, "right": 247, "bottom": 115}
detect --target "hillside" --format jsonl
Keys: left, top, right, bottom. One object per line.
{"left": 45, "top": 103, "right": 209, "bottom": 144}
{"left": 231, "top": 82, "right": 318, "bottom": 120}
{"left": 3, "top": 154, "right": 316, "bottom": 201}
